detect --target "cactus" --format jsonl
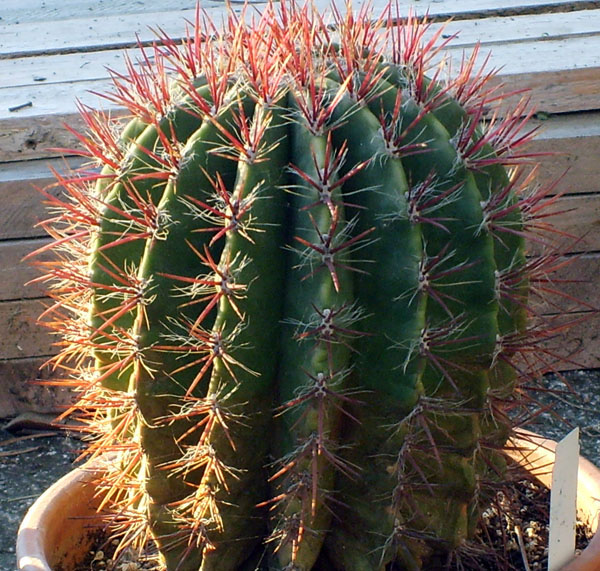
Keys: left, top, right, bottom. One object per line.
{"left": 34, "top": 1, "right": 567, "bottom": 569}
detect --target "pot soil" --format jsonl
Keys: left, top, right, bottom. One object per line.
{"left": 17, "top": 432, "right": 600, "bottom": 571}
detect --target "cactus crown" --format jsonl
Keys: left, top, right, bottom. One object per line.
{"left": 35, "top": 1, "right": 566, "bottom": 569}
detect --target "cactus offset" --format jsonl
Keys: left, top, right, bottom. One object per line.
{"left": 34, "top": 2, "right": 567, "bottom": 569}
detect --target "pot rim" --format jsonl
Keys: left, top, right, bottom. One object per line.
{"left": 507, "top": 429, "right": 600, "bottom": 533}
{"left": 16, "top": 432, "right": 600, "bottom": 571}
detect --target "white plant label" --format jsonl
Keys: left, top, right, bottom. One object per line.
{"left": 548, "top": 427, "right": 580, "bottom": 571}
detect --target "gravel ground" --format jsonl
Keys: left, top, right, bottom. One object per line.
{"left": 529, "top": 369, "right": 600, "bottom": 466}
{"left": 1, "top": 369, "right": 598, "bottom": 571}
{"left": 0, "top": 431, "right": 81, "bottom": 570}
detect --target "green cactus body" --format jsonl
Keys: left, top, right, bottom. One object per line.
{"left": 270, "top": 96, "right": 358, "bottom": 569}
{"left": 90, "top": 94, "right": 208, "bottom": 392}
{"left": 36, "top": 2, "right": 560, "bottom": 569}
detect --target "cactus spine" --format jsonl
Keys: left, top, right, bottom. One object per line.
{"left": 35, "top": 1, "right": 564, "bottom": 569}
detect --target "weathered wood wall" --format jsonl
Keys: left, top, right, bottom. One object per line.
{"left": 1, "top": 0, "right": 599, "bottom": 417}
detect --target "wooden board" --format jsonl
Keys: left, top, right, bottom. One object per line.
{"left": 1, "top": 1, "right": 599, "bottom": 128}
{"left": 3, "top": 170, "right": 599, "bottom": 251}
{"left": 2, "top": 27, "right": 599, "bottom": 121}
{"left": 2, "top": 40, "right": 598, "bottom": 124}
{"left": 540, "top": 310, "right": 600, "bottom": 370}
{"left": 3, "top": 9, "right": 599, "bottom": 89}
{"left": 0, "top": 238, "right": 51, "bottom": 301}
{"left": 4, "top": 6, "right": 598, "bottom": 59}
{"left": 4, "top": 256, "right": 598, "bottom": 359}
{"left": 531, "top": 253, "right": 600, "bottom": 315}
{"left": 0, "top": 298, "right": 55, "bottom": 360}
{"left": 3, "top": 0, "right": 597, "bottom": 26}
{"left": 526, "top": 114, "right": 600, "bottom": 196}
{"left": 527, "top": 194, "right": 600, "bottom": 255}
{"left": 2, "top": 102, "right": 600, "bottom": 180}
{"left": 0, "top": 356, "right": 74, "bottom": 418}
{"left": 0, "top": 157, "right": 84, "bottom": 237}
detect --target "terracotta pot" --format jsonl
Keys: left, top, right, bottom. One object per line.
{"left": 505, "top": 431, "right": 600, "bottom": 571}
{"left": 17, "top": 433, "right": 600, "bottom": 571}
{"left": 17, "top": 461, "right": 103, "bottom": 571}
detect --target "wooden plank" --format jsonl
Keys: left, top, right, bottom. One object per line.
{"left": 0, "top": 111, "right": 91, "bottom": 163}
{"left": 2, "top": 81, "right": 600, "bottom": 165}
{"left": 3, "top": 0, "right": 597, "bottom": 27}
{"left": 4, "top": 10, "right": 599, "bottom": 90}
{"left": 0, "top": 157, "right": 85, "bottom": 238}
{"left": 2, "top": 298, "right": 595, "bottom": 368}
{"left": 0, "top": 298, "right": 55, "bottom": 360}
{"left": 3, "top": 4, "right": 599, "bottom": 60}
{"left": 1, "top": 109, "right": 595, "bottom": 182}
{"left": 533, "top": 194, "right": 600, "bottom": 255}
{"left": 540, "top": 310, "right": 600, "bottom": 370}
{"left": 0, "top": 182, "right": 55, "bottom": 240}
{"left": 3, "top": 163, "right": 599, "bottom": 255}
{"left": 4, "top": 188, "right": 597, "bottom": 260}
{"left": 531, "top": 253, "right": 600, "bottom": 315}
{"left": 1, "top": 264, "right": 597, "bottom": 368}
{"left": 0, "top": 239, "right": 51, "bottom": 302}
{"left": 2, "top": 0, "right": 202, "bottom": 26}
{"left": 0, "top": 178, "right": 55, "bottom": 240}
{"left": 4, "top": 221, "right": 597, "bottom": 313}
{"left": 527, "top": 113, "right": 600, "bottom": 196}
{"left": 353, "top": 0, "right": 600, "bottom": 19}
{"left": 487, "top": 65, "right": 600, "bottom": 116}
{"left": 5, "top": 234, "right": 597, "bottom": 311}
{"left": 0, "top": 80, "right": 111, "bottom": 124}
{"left": 5, "top": 113, "right": 600, "bottom": 210}
{"left": 435, "top": 10, "right": 600, "bottom": 48}
{"left": 1, "top": 35, "right": 598, "bottom": 133}
{"left": 0, "top": 356, "right": 73, "bottom": 419}
{"left": 0, "top": 11, "right": 196, "bottom": 59}
{"left": 1, "top": 47, "right": 143, "bottom": 90}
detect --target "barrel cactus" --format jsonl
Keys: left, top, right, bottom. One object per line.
{"left": 34, "top": 1, "right": 563, "bottom": 569}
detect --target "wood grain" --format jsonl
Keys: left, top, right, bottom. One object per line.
{"left": 0, "top": 239, "right": 51, "bottom": 301}
{"left": 0, "top": 299, "right": 56, "bottom": 360}
{"left": 539, "top": 310, "right": 600, "bottom": 370}
{"left": 4, "top": 0, "right": 597, "bottom": 27}
{"left": 0, "top": 356, "right": 74, "bottom": 418}
{"left": 2, "top": 36, "right": 598, "bottom": 122}
{"left": 0, "top": 112, "right": 90, "bottom": 163}
{"left": 530, "top": 253, "right": 600, "bottom": 315}
{"left": 527, "top": 194, "right": 600, "bottom": 255}
{"left": 0, "top": 157, "right": 85, "bottom": 237}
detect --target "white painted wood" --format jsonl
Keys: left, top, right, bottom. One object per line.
{"left": 1, "top": 48, "right": 144, "bottom": 90}
{"left": 358, "top": 0, "right": 600, "bottom": 16}
{"left": 548, "top": 428, "right": 580, "bottom": 571}
{"left": 1, "top": 0, "right": 199, "bottom": 25}
{"left": 2, "top": 33, "right": 598, "bottom": 123}
{"left": 0, "top": 79, "right": 115, "bottom": 120}
{"left": 3, "top": 1, "right": 599, "bottom": 57}
{"left": 2, "top": 10, "right": 599, "bottom": 88}
{"left": 432, "top": 10, "right": 600, "bottom": 49}
{"left": 3, "top": 0, "right": 597, "bottom": 25}
{"left": 438, "top": 35, "right": 600, "bottom": 76}
{"left": 532, "top": 112, "right": 600, "bottom": 141}
{"left": 0, "top": 8, "right": 206, "bottom": 58}
{"left": 0, "top": 156, "right": 85, "bottom": 183}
